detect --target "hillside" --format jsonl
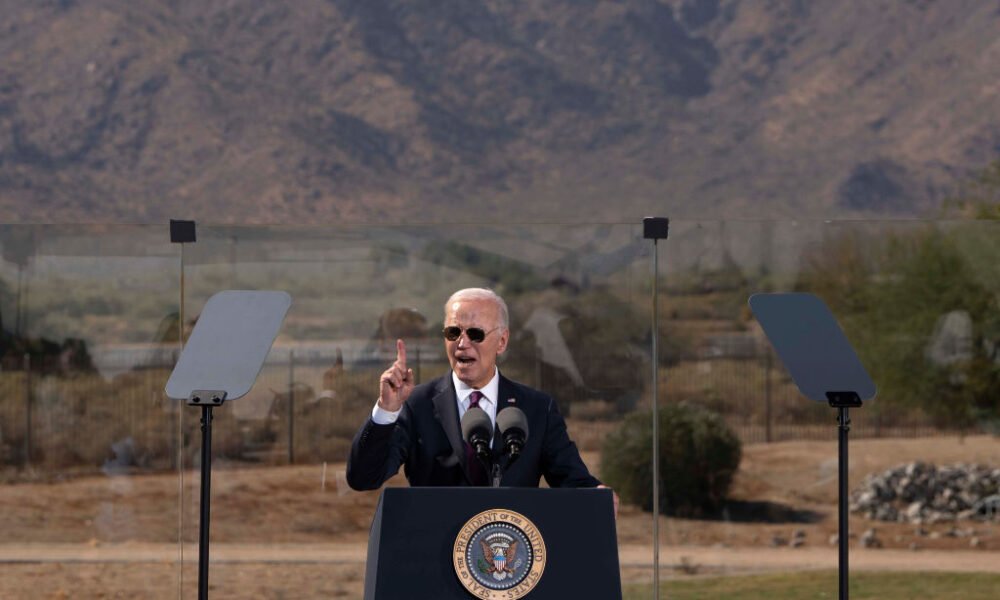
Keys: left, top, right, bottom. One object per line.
{"left": 0, "top": 0, "right": 998, "bottom": 224}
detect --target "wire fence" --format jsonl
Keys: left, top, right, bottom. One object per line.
{"left": 0, "top": 346, "right": 959, "bottom": 475}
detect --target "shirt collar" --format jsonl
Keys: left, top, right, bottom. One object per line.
{"left": 453, "top": 367, "right": 500, "bottom": 406}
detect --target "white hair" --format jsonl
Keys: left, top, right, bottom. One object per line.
{"left": 444, "top": 288, "right": 509, "bottom": 330}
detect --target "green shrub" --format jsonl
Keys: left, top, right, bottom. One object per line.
{"left": 601, "top": 403, "right": 742, "bottom": 517}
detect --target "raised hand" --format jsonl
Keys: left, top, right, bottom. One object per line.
{"left": 378, "top": 339, "right": 414, "bottom": 412}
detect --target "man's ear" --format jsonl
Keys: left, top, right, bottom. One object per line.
{"left": 496, "top": 328, "right": 510, "bottom": 355}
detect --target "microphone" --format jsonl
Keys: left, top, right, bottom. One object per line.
{"left": 461, "top": 406, "right": 492, "bottom": 463}
{"left": 496, "top": 407, "right": 529, "bottom": 464}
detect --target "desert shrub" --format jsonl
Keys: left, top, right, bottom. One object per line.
{"left": 600, "top": 403, "right": 742, "bottom": 517}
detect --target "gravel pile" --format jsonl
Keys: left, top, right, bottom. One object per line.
{"left": 851, "top": 462, "right": 1000, "bottom": 524}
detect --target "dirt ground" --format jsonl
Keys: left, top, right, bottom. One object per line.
{"left": 0, "top": 435, "right": 997, "bottom": 598}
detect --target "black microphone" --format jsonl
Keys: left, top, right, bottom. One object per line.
{"left": 461, "top": 406, "right": 493, "bottom": 463}
{"left": 496, "top": 407, "right": 529, "bottom": 464}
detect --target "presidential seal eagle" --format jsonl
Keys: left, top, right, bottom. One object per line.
{"left": 480, "top": 538, "right": 518, "bottom": 581}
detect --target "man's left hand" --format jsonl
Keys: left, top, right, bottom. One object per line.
{"left": 597, "top": 484, "right": 619, "bottom": 519}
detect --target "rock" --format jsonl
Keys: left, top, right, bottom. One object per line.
{"left": 851, "top": 463, "right": 1000, "bottom": 524}
{"left": 972, "top": 495, "right": 1000, "bottom": 521}
{"left": 874, "top": 505, "right": 899, "bottom": 521}
{"left": 861, "top": 528, "right": 882, "bottom": 549}
{"left": 970, "top": 537, "right": 981, "bottom": 548}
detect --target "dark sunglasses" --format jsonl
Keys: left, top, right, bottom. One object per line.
{"left": 442, "top": 326, "right": 499, "bottom": 343}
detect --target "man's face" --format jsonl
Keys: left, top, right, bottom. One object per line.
{"left": 444, "top": 298, "right": 509, "bottom": 389}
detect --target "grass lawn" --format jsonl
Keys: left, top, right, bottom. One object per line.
{"left": 623, "top": 571, "right": 1000, "bottom": 599}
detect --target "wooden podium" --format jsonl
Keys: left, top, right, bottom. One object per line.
{"left": 364, "top": 487, "right": 621, "bottom": 599}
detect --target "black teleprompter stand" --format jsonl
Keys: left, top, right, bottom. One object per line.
{"left": 828, "top": 390, "right": 863, "bottom": 600}
{"left": 165, "top": 291, "right": 291, "bottom": 600}
{"left": 189, "top": 390, "right": 226, "bottom": 600}
{"left": 750, "top": 293, "right": 875, "bottom": 600}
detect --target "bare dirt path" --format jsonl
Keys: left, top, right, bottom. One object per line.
{"left": 1, "top": 542, "right": 997, "bottom": 574}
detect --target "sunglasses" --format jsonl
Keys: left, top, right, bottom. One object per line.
{"left": 442, "top": 326, "right": 499, "bottom": 343}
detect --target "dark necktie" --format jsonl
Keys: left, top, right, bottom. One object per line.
{"left": 465, "top": 391, "right": 488, "bottom": 486}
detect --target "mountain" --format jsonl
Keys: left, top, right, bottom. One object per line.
{"left": 1, "top": 0, "right": 998, "bottom": 224}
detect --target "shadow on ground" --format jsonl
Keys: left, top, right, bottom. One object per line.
{"left": 714, "top": 500, "right": 824, "bottom": 524}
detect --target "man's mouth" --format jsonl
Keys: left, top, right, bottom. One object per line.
{"left": 456, "top": 356, "right": 476, "bottom": 364}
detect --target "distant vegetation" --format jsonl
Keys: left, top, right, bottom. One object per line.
{"left": 797, "top": 161, "right": 1000, "bottom": 432}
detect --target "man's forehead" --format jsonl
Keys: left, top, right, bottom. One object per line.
{"left": 445, "top": 299, "right": 497, "bottom": 321}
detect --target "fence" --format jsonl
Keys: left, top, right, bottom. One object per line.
{"left": 0, "top": 343, "right": 956, "bottom": 476}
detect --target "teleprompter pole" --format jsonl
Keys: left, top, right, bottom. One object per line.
{"left": 198, "top": 405, "right": 213, "bottom": 600}
{"left": 828, "top": 391, "right": 861, "bottom": 600}
{"left": 189, "top": 391, "right": 226, "bottom": 600}
{"left": 838, "top": 406, "right": 849, "bottom": 600}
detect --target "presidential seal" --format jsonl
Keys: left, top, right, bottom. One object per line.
{"left": 453, "top": 509, "right": 546, "bottom": 599}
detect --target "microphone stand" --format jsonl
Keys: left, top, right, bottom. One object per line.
{"left": 491, "top": 434, "right": 525, "bottom": 488}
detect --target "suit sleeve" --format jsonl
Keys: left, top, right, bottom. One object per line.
{"left": 345, "top": 404, "right": 413, "bottom": 491}
{"left": 539, "top": 395, "right": 602, "bottom": 488}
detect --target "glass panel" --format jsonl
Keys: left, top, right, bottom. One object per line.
{"left": 6, "top": 220, "right": 995, "bottom": 597}
{"left": 172, "top": 220, "right": 1000, "bottom": 597}
{"left": 644, "top": 219, "right": 999, "bottom": 597}
{"left": 179, "top": 223, "right": 649, "bottom": 597}
{"left": 0, "top": 225, "right": 181, "bottom": 599}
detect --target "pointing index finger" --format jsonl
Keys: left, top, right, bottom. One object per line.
{"left": 396, "top": 338, "right": 407, "bottom": 369}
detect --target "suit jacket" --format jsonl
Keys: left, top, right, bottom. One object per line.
{"left": 346, "top": 372, "right": 601, "bottom": 490}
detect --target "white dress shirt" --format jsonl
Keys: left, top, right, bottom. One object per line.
{"left": 371, "top": 367, "right": 501, "bottom": 432}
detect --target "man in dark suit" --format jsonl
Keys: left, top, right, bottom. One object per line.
{"left": 347, "top": 288, "right": 613, "bottom": 500}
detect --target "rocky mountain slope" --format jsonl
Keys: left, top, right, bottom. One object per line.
{"left": 0, "top": 0, "right": 998, "bottom": 224}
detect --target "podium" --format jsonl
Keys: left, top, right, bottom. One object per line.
{"left": 364, "top": 487, "right": 621, "bottom": 599}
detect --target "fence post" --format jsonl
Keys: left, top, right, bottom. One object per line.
{"left": 23, "top": 352, "right": 31, "bottom": 467}
{"left": 288, "top": 349, "right": 295, "bottom": 465}
{"left": 764, "top": 347, "right": 773, "bottom": 444}
{"left": 415, "top": 345, "right": 421, "bottom": 384}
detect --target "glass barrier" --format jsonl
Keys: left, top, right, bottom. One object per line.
{"left": 177, "top": 223, "right": 648, "bottom": 597}
{"left": 2, "top": 220, "right": 997, "bottom": 598}
{"left": 0, "top": 224, "right": 181, "bottom": 598}
{"left": 647, "top": 219, "right": 999, "bottom": 597}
